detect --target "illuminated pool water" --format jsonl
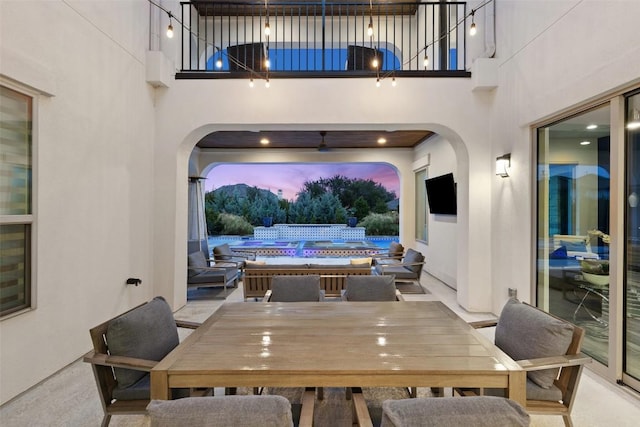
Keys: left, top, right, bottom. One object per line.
{"left": 207, "top": 236, "right": 397, "bottom": 257}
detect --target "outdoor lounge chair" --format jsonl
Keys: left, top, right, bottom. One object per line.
{"left": 458, "top": 298, "right": 591, "bottom": 427}
{"left": 83, "top": 297, "right": 204, "bottom": 427}
{"left": 212, "top": 243, "right": 256, "bottom": 272}
{"left": 374, "top": 248, "right": 425, "bottom": 292}
{"left": 188, "top": 251, "right": 239, "bottom": 299}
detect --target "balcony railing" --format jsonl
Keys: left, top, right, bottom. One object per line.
{"left": 177, "top": 1, "right": 471, "bottom": 79}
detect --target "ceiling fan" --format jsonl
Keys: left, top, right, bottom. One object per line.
{"left": 317, "top": 131, "right": 329, "bottom": 152}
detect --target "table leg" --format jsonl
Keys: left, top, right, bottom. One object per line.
{"left": 150, "top": 370, "right": 169, "bottom": 400}
{"left": 507, "top": 371, "right": 527, "bottom": 407}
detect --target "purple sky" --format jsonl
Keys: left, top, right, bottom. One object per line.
{"left": 205, "top": 163, "right": 400, "bottom": 201}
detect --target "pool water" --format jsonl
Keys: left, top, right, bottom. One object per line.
{"left": 207, "top": 236, "right": 397, "bottom": 257}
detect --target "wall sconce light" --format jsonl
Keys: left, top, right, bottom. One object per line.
{"left": 496, "top": 153, "right": 511, "bottom": 178}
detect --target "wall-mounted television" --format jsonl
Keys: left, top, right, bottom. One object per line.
{"left": 425, "top": 173, "right": 457, "bottom": 215}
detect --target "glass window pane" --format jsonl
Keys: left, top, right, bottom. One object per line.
{"left": 625, "top": 92, "right": 640, "bottom": 380}
{"left": 0, "top": 85, "right": 32, "bottom": 215}
{"left": 415, "top": 169, "right": 427, "bottom": 242}
{"left": 537, "top": 105, "right": 611, "bottom": 366}
{"left": 0, "top": 224, "right": 31, "bottom": 316}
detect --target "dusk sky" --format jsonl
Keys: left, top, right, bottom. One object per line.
{"left": 205, "top": 163, "right": 400, "bottom": 201}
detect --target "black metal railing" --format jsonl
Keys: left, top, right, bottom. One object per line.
{"left": 177, "top": 1, "right": 470, "bottom": 79}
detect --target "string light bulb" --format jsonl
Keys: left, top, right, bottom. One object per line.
{"left": 367, "top": 18, "right": 374, "bottom": 37}
{"left": 215, "top": 58, "right": 223, "bottom": 68}
{"left": 376, "top": 78, "right": 381, "bottom": 88}
{"left": 371, "top": 56, "right": 379, "bottom": 69}
{"left": 264, "top": 57, "right": 270, "bottom": 69}
{"left": 391, "top": 76, "right": 397, "bottom": 87}
{"left": 264, "top": 21, "right": 271, "bottom": 36}
{"left": 265, "top": 79, "right": 270, "bottom": 88}
{"left": 249, "top": 78, "right": 254, "bottom": 88}
{"left": 469, "top": 10, "right": 477, "bottom": 36}
{"left": 423, "top": 54, "right": 429, "bottom": 69}
{"left": 166, "top": 17, "right": 174, "bottom": 39}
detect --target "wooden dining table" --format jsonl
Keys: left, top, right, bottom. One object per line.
{"left": 151, "top": 300, "right": 525, "bottom": 407}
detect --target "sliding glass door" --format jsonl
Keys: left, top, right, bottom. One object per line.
{"left": 625, "top": 92, "right": 640, "bottom": 385}
{"left": 536, "top": 104, "right": 611, "bottom": 365}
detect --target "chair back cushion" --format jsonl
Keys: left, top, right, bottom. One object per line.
{"left": 380, "top": 396, "right": 530, "bottom": 427}
{"left": 388, "top": 242, "right": 404, "bottom": 259}
{"left": 188, "top": 251, "right": 209, "bottom": 277}
{"left": 213, "top": 244, "right": 233, "bottom": 257}
{"left": 147, "top": 395, "right": 294, "bottom": 427}
{"left": 402, "top": 249, "right": 424, "bottom": 274}
{"left": 344, "top": 275, "right": 397, "bottom": 301}
{"left": 106, "top": 296, "right": 179, "bottom": 390}
{"left": 270, "top": 275, "right": 322, "bottom": 302}
{"left": 495, "top": 298, "right": 574, "bottom": 389}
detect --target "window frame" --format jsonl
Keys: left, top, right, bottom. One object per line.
{"left": 1, "top": 79, "right": 37, "bottom": 319}
{"left": 415, "top": 168, "right": 428, "bottom": 244}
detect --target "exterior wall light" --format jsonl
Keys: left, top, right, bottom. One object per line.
{"left": 496, "top": 153, "right": 511, "bottom": 178}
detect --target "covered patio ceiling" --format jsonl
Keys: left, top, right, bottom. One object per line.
{"left": 193, "top": 0, "right": 420, "bottom": 17}
{"left": 196, "top": 130, "right": 434, "bottom": 149}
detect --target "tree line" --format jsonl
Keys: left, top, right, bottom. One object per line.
{"left": 205, "top": 175, "right": 398, "bottom": 235}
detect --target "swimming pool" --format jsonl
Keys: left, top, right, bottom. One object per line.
{"left": 207, "top": 236, "right": 397, "bottom": 257}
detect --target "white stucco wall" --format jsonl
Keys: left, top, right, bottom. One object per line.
{"left": 414, "top": 135, "right": 458, "bottom": 289}
{"left": 489, "top": 0, "right": 640, "bottom": 312}
{"left": 1, "top": 0, "right": 640, "bottom": 406}
{"left": 0, "top": 0, "right": 157, "bottom": 404}
{"left": 151, "top": 76, "right": 492, "bottom": 313}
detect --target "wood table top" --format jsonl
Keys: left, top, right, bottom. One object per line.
{"left": 154, "top": 301, "right": 521, "bottom": 381}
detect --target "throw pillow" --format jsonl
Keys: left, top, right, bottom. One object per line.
{"left": 350, "top": 257, "right": 372, "bottom": 266}
{"left": 549, "top": 246, "right": 568, "bottom": 259}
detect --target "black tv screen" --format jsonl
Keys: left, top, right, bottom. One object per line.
{"left": 425, "top": 173, "right": 457, "bottom": 215}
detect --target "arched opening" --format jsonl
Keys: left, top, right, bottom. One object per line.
{"left": 174, "top": 124, "right": 476, "bottom": 309}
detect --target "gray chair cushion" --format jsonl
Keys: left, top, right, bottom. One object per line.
{"left": 147, "top": 395, "right": 294, "bottom": 427}
{"left": 213, "top": 243, "right": 233, "bottom": 257}
{"left": 495, "top": 298, "right": 574, "bottom": 389}
{"left": 270, "top": 275, "right": 322, "bottom": 302}
{"left": 380, "top": 396, "right": 530, "bottom": 427}
{"left": 188, "top": 251, "right": 209, "bottom": 277}
{"left": 188, "top": 268, "right": 236, "bottom": 285}
{"left": 402, "top": 249, "right": 424, "bottom": 274}
{"left": 106, "top": 297, "right": 179, "bottom": 392}
{"left": 388, "top": 241, "right": 404, "bottom": 259}
{"left": 112, "top": 375, "right": 189, "bottom": 401}
{"left": 375, "top": 264, "right": 417, "bottom": 279}
{"left": 472, "top": 378, "right": 564, "bottom": 403}
{"left": 343, "top": 275, "right": 397, "bottom": 301}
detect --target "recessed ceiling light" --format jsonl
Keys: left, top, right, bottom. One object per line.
{"left": 580, "top": 140, "right": 591, "bottom": 145}
{"left": 586, "top": 124, "right": 598, "bottom": 130}
{"left": 260, "top": 138, "right": 269, "bottom": 145}
{"left": 377, "top": 137, "right": 387, "bottom": 144}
